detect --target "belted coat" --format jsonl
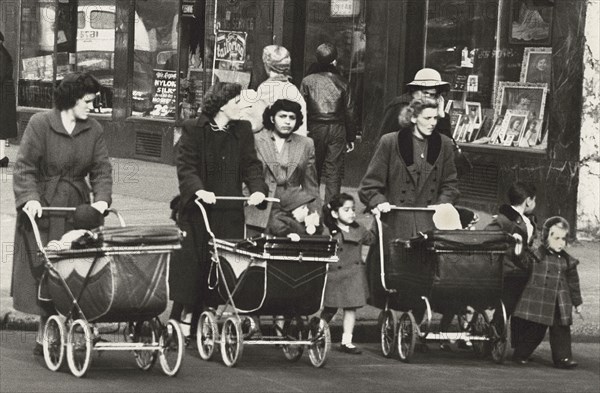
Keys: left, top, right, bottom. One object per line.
{"left": 11, "top": 109, "right": 112, "bottom": 315}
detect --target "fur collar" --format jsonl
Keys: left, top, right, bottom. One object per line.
{"left": 397, "top": 126, "right": 442, "bottom": 166}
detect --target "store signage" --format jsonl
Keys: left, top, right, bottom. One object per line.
{"left": 331, "top": 0, "right": 360, "bottom": 17}
{"left": 215, "top": 31, "right": 247, "bottom": 63}
{"left": 181, "top": 0, "right": 195, "bottom": 17}
{"left": 151, "top": 69, "right": 177, "bottom": 118}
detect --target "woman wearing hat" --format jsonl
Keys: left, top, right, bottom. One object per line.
{"left": 378, "top": 68, "right": 451, "bottom": 138}
{"left": 300, "top": 43, "right": 358, "bottom": 205}
{"left": 255, "top": 45, "right": 308, "bottom": 136}
{"left": 12, "top": 72, "right": 113, "bottom": 355}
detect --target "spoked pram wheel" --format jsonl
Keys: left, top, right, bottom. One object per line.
{"left": 470, "top": 311, "right": 491, "bottom": 358}
{"left": 396, "top": 312, "right": 417, "bottom": 363}
{"left": 220, "top": 317, "right": 243, "bottom": 367}
{"left": 282, "top": 317, "right": 304, "bottom": 362}
{"left": 379, "top": 310, "right": 398, "bottom": 358}
{"left": 66, "top": 319, "right": 93, "bottom": 378}
{"left": 197, "top": 311, "right": 219, "bottom": 360}
{"left": 489, "top": 303, "right": 508, "bottom": 364}
{"left": 128, "top": 320, "right": 159, "bottom": 371}
{"left": 43, "top": 315, "right": 66, "bottom": 371}
{"left": 307, "top": 317, "right": 331, "bottom": 368}
{"left": 158, "top": 319, "right": 184, "bottom": 376}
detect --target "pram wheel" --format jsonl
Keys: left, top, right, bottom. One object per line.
{"left": 197, "top": 311, "right": 219, "bottom": 360}
{"left": 379, "top": 310, "right": 398, "bottom": 358}
{"left": 489, "top": 302, "right": 508, "bottom": 364}
{"left": 129, "top": 320, "right": 159, "bottom": 371}
{"left": 470, "top": 312, "right": 491, "bottom": 358}
{"left": 397, "top": 312, "right": 417, "bottom": 363}
{"left": 159, "top": 319, "right": 184, "bottom": 376}
{"left": 220, "top": 317, "right": 243, "bottom": 367}
{"left": 66, "top": 319, "right": 93, "bottom": 378}
{"left": 307, "top": 317, "right": 331, "bottom": 368}
{"left": 43, "top": 315, "right": 66, "bottom": 371}
{"left": 282, "top": 317, "right": 304, "bottom": 362}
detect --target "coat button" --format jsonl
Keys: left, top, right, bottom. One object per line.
{"left": 400, "top": 200, "right": 405, "bottom": 203}
{"left": 338, "top": 247, "right": 343, "bottom": 252}
{"left": 402, "top": 190, "right": 406, "bottom": 194}
{"left": 427, "top": 200, "right": 432, "bottom": 204}
{"left": 338, "top": 266, "right": 342, "bottom": 270}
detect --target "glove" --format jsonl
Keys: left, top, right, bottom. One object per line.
{"left": 23, "top": 200, "right": 42, "bottom": 218}
{"left": 247, "top": 191, "right": 266, "bottom": 206}
{"left": 346, "top": 142, "right": 355, "bottom": 153}
{"left": 195, "top": 190, "right": 216, "bottom": 204}
{"left": 372, "top": 202, "right": 391, "bottom": 215}
{"left": 91, "top": 201, "right": 108, "bottom": 214}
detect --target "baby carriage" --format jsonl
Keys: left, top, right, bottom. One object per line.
{"left": 27, "top": 207, "right": 185, "bottom": 378}
{"left": 194, "top": 197, "right": 338, "bottom": 367}
{"left": 369, "top": 207, "right": 520, "bottom": 363}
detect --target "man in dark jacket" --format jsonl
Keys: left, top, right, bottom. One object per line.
{"left": 0, "top": 31, "right": 18, "bottom": 167}
{"left": 300, "top": 43, "right": 357, "bottom": 204}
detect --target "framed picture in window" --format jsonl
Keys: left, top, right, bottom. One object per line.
{"left": 509, "top": 0, "right": 553, "bottom": 45}
{"left": 521, "top": 47, "right": 552, "bottom": 84}
{"left": 494, "top": 82, "right": 548, "bottom": 122}
{"left": 465, "top": 101, "right": 482, "bottom": 129}
{"left": 499, "top": 110, "right": 529, "bottom": 146}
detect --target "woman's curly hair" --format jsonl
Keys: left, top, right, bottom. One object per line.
{"left": 398, "top": 97, "right": 439, "bottom": 128}
{"left": 201, "top": 82, "right": 242, "bottom": 118}
{"left": 53, "top": 72, "right": 101, "bottom": 111}
{"left": 262, "top": 99, "right": 303, "bottom": 132}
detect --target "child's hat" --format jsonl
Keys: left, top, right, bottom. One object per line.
{"left": 73, "top": 204, "right": 105, "bottom": 230}
{"left": 279, "top": 189, "right": 315, "bottom": 212}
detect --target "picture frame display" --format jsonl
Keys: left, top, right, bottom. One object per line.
{"left": 521, "top": 47, "right": 552, "bottom": 84}
{"left": 499, "top": 109, "right": 529, "bottom": 146}
{"left": 495, "top": 81, "right": 548, "bottom": 122}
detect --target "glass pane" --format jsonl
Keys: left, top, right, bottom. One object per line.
{"left": 18, "top": 0, "right": 56, "bottom": 108}
{"left": 78, "top": 11, "right": 85, "bottom": 29}
{"left": 132, "top": 0, "right": 179, "bottom": 118}
{"left": 90, "top": 11, "right": 115, "bottom": 29}
{"left": 303, "top": 0, "right": 367, "bottom": 130}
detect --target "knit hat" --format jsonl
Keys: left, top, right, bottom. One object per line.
{"left": 262, "top": 45, "right": 291, "bottom": 75}
{"left": 279, "top": 189, "right": 315, "bottom": 212}
{"left": 73, "top": 204, "right": 105, "bottom": 230}
{"left": 315, "top": 43, "right": 338, "bottom": 65}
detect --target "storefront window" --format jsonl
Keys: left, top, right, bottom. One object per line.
{"left": 132, "top": 0, "right": 179, "bottom": 118}
{"left": 425, "top": 0, "right": 551, "bottom": 150}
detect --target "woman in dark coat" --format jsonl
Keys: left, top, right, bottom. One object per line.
{"left": 12, "top": 72, "right": 112, "bottom": 353}
{"left": 0, "top": 31, "right": 18, "bottom": 166}
{"left": 170, "top": 82, "right": 268, "bottom": 334}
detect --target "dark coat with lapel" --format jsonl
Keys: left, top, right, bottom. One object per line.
{"left": 514, "top": 246, "right": 582, "bottom": 326}
{"left": 245, "top": 129, "right": 319, "bottom": 230}
{"left": 11, "top": 109, "right": 112, "bottom": 315}
{"left": 0, "top": 43, "right": 17, "bottom": 139}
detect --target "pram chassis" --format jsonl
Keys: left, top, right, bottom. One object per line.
{"left": 26, "top": 207, "right": 185, "bottom": 378}
{"left": 194, "top": 198, "right": 337, "bottom": 368}
{"left": 373, "top": 206, "right": 519, "bottom": 364}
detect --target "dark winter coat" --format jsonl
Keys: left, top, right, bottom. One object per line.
{"left": 266, "top": 209, "right": 322, "bottom": 237}
{"left": 323, "top": 224, "right": 375, "bottom": 308}
{"left": 0, "top": 43, "right": 17, "bottom": 139}
{"left": 169, "top": 115, "right": 268, "bottom": 307}
{"left": 514, "top": 246, "right": 582, "bottom": 326}
{"left": 11, "top": 109, "right": 112, "bottom": 315}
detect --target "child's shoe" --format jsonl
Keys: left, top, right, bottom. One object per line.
{"left": 340, "top": 343, "right": 362, "bottom": 354}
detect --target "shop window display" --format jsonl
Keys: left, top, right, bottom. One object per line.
{"left": 425, "top": 0, "right": 552, "bottom": 150}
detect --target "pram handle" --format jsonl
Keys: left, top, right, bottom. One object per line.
{"left": 215, "top": 196, "right": 281, "bottom": 202}
{"left": 40, "top": 207, "right": 126, "bottom": 227}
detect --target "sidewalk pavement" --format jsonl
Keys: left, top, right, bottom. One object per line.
{"left": 1, "top": 144, "right": 598, "bottom": 343}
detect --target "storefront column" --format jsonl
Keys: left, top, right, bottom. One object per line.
{"left": 577, "top": 0, "right": 600, "bottom": 239}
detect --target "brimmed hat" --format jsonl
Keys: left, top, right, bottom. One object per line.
{"left": 279, "top": 189, "right": 315, "bottom": 212}
{"left": 407, "top": 68, "right": 449, "bottom": 88}
{"left": 73, "top": 204, "right": 105, "bottom": 230}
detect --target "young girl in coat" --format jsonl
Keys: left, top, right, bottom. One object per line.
{"left": 512, "top": 216, "right": 583, "bottom": 369}
{"left": 321, "top": 193, "right": 375, "bottom": 354}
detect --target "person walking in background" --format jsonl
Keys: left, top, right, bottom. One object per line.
{"left": 256, "top": 45, "right": 307, "bottom": 136}
{"left": 512, "top": 216, "right": 583, "bottom": 369}
{"left": 0, "top": 31, "right": 18, "bottom": 167}
{"left": 300, "top": 43, "right": 357, "bottom": 204}
{"left": 320, "top": 193, "right": 375, "bottom": 355}
{"left": 12, "top": 72, "right": 113, "bottom": 355}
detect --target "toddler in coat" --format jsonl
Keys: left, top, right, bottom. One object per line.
{"left": 511, "top": 216, "right": 583, "bottom": 369}
{"left": 320, "top": 193, "right": 375, "bottom": 354}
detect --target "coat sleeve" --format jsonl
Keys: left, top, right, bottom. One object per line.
{"left": 343, "top": 84, "right": 357, "bottom": 142}
{"left": 436, "top": 138, "right": 460, "bottom": 204}
{"left": 567, "top": 257, "right": 583, "bottom": 307}
{"left": 303, "top": 138, "right": 321, "bottom": 211}
{"left": 176, "top": 120, "right": 205, "bottom": 209}
{"left": 377, "top": 101, "right": 404, "bottom": 138}
{"left": 238, "top": 122, "right": 269, "bottom": 196}
{"left": 13, "top": 116, "right": 44, "bottom": 208}
{"left": 358, "top": 136, "right": 391, "bottom": 209}
{"left": 89, "top": 128, "right": 113, "bottom": 205}
{"left": 294, "top": 86, "right": 309, "bottom": 136}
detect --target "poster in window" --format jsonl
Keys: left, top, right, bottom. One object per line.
{"left": 150, "top": 69, "right": 177, "bottom": 118}
{"left": 215, "top": 30, "right": 247, "bottom": 64}
{"left": 510, "top": 0, "right": 553, "bottom": 45}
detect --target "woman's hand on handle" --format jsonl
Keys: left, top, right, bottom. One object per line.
{"left": 195, "top": 190, "right": 216, "bottom": 204}
{"left": 371, "top": 202, "right": 391, "bottom": 216}
{"left": 247, "top": 191, "right": 266, "bottom": 206}
{"left": 91, "top": 201, "right": 108, "bottom": 214}
{"left": 23, "top": 200, "right": 42, "bottom": 218}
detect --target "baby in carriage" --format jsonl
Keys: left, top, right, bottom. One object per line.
{"left": 266, "top": 189, "right": 322, "bottom": 238}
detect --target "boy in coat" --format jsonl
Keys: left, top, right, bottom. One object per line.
{"left": 512, "top": 216, "right": 583, "bottom": 369}
{"left": 267, "top": 189, "right": 321, "bottom": 237}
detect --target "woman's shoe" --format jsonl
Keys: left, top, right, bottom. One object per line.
{"left": 0, "top": 157, "right": 9, "bottom": 167}
{"left": 555, "top": 358, "right": 578, "bottom": 369}
{"left": 340, "top": 344, "right": 362, "bottom": 355}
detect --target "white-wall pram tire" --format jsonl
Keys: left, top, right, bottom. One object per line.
{"left": 397, "top": 312, "right": 417, "bottom": 363}
{"left": 159, "top": 319, "right": 184, "bottom": 376}
{"left": 282, "top": 317, "right": 304, "bottom": 362}
{"left": 380, "top": 310, "right": 398, "bottom": 358}
{"left": 197, "top": 311, "right": 219, "bottom": 360}
{"left": 43, "top": 315, "right": 66, "bottom": 371}
{"left": 66, "top": 319, "right": 93, "bottom": 378}
{"left": 220, "top": 317, "right": 243, "bottom": 367}
{"left": 131, "top": 320, "right": 159, "bottom": 371}
{"left": 307, "top": 317, "right": 331, "bottom": 368}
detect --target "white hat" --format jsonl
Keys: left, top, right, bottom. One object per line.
{"left": 407, "top": 68, "right": 450, "bottom": 88}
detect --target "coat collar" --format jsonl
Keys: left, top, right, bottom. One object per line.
{"left": 196, "top": 113, "right": 244, "bottom": 139}
{"left": 397, "top": 126, "right": 442, "bottom": 166}
{"left": 331, "top": 224, "right": 363, "bottom": 243}
{"left": 499, "top": 204, "right": 522, "bottom": 223}
{"left": 256, "top": 129, "right": 303, "bottom": 176}
{"left": 48, "top": 109, "right": 92, "bottom": 137}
